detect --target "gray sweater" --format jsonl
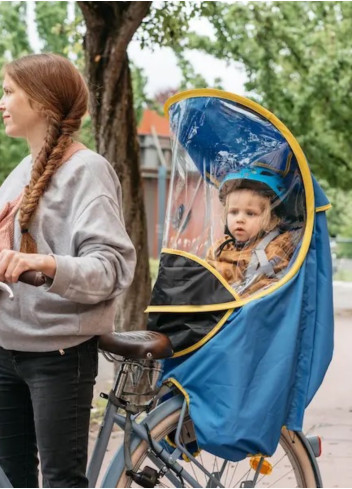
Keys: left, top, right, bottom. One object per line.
{"left": 0, "top": 149, "right": 136, "bottom": 351}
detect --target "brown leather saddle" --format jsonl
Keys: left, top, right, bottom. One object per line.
{"left": 98, "top": 331, "right": 173, "bottom": 360}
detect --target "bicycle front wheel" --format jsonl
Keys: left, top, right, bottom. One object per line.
{"left": 113, "top": 407, "right": 320, "bottom": 488}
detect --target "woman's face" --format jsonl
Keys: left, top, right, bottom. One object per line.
{"left": 0, "top": 73, "right": 47, "bottom": 141}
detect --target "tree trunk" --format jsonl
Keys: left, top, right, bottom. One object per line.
{"left": 78, "top": 1, "right": 152, "bottom": 331}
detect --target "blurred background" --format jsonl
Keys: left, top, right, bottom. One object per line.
{"left": 2, "top": 1, "right": 351, "bottom": 280}
{"left": 1, "top": 3, "right": 351, "bottom": 486}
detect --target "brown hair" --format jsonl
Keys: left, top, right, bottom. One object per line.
{"left": 5, "top": 53, "right": 88, "bottom": 253}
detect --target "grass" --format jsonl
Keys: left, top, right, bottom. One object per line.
{"left": 90, "top": 396, "right": 109, "bottom": 425}
{"left": 149, "top": 258, "right": 160, "bottom": 286}
{"left": 334, "top": 269, "right": 352, "bottom": 282}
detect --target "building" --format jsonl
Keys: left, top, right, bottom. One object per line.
{"left": 138, "top": 109, "right": 172, "bottom": 258}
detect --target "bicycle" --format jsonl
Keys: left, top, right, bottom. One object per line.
{"left": 92, "top": 331, "right": 322, "bottom": 488}
{"left": 0, "top": 278, "right": 323, "bottom": 488}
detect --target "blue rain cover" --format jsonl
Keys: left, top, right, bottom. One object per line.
{"left": 169, "top": 96, "right": 296, "bottom": 186}
{"left": 161, "top": 177, "right": 334, "bottom": 461}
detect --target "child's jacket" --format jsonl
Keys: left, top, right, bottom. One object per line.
{"left": 206, "top": 230, "right": 295, "bottom": 297}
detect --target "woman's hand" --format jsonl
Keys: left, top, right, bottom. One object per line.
{"left": 0, "top": 250, "right": 56, "bottom": 283}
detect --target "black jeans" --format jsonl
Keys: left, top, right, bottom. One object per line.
{"left": 0, "top": 337, "right": 98, "bottom": 488}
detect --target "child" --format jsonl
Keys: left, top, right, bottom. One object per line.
{"left": 206, "top": 168, "right": 295, "bottom": 297}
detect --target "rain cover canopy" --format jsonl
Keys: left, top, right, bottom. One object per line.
{"left": 147, "top": 89, "right": 333, "bottom": 461}
{"left": 148, "top": 90, "right": 316, "bottom": 357}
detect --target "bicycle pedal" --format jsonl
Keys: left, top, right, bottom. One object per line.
{"left": 126, "top": 466, "right": 159, "bottom": 488}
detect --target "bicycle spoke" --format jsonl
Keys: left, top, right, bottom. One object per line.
{"left": 190, "top": 457, "right": 201, "bottom": 486}
{"left": 234, "top": 468, "right": 252, "bottom": 487}
{"left": 267, "top": 468, "right": 298, "bottom": 488}
{"left": 227, "top": 462, "right": 240, "bottom": 488}
{"left": 115, "top": 409, "right": 318, "bottom": 488}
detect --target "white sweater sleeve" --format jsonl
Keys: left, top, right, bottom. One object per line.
{"left": 47, "top": 195, "right": 136, "bottom": 304}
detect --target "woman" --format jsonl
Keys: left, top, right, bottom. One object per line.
{"left": 0, "top": 53, "right": 136, "bottom": 487}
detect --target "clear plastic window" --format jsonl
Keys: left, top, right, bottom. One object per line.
{"left": 163, "top": 96, "right": 306, "bottom": 298}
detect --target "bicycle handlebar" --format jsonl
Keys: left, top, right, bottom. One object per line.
{"left": 0, "top": 271, "right": 45, "bottom": 300}
{"left": 18, "top": 271, "right": 46, "bottom": 287}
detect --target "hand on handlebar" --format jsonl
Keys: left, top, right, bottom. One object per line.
{"left": 0, "top": 271, "right": 45, "bottom": 300}
{"left": 0, "top": 250, "right": 56, "bottom": 286}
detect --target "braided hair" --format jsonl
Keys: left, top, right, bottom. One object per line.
{"left": 5, "top": 54, "right": 88, "bottom": 253}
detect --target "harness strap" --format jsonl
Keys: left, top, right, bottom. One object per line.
{"left": 245, "top": 229, "right": 281, "bottom": 280}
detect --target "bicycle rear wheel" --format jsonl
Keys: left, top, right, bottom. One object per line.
{"left": 113, "top": 408, "right": 320, "bottom": 488}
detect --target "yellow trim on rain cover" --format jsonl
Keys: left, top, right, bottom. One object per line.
{"left": 165, "top": 378, "right": 190, "bottom": 406}
{"left": 316, "top": 204, "right": 331, "bottom": 212}
{"left": 162, "top": 88, "right": 315, "bottom": 309}
{"left": 163, "top": 379, "right": 202, "bottom": 461}
{"left": 172, "top": 307, "right": 234, "bottom": 358}
{"left": 165, "top": 379, "right": 270, "bottom": 460}
{"left": 145, "top": 248, "right": 242, "bottom": 313}
{"left": 165, "top": 248, "right": 240, "bottom": 301}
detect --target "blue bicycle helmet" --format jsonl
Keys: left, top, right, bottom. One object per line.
{"left": 219, "top": 166, "right": 287, "bottom": 203}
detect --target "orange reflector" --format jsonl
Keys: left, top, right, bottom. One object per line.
{"left": 249, "top": 456, "right": 273, "bottom": 475}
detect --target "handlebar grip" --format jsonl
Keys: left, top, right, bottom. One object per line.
{"left": 19, "top": 271, "right": 46, "bottom": 287}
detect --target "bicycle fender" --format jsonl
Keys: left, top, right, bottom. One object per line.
{"left": 296, "top": 432, "right": 323, "bottom": 488}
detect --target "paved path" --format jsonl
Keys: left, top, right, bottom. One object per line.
{"left": 333, "top": 281, "right": 352, "bottom": 314}
{"left": 303, "top": 307, "right": 352, "bottom": 488}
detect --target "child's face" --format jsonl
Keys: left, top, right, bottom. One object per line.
{"left": 226, "top": 189, "right": 271, "bottom": 242}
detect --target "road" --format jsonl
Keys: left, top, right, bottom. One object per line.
{"left": 91, "top": 282, "right": 352, "bottom": 487}
{"left": 303, "top": 282, "right": 352, "bottom": 488}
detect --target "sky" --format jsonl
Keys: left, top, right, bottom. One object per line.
{"left": 128, "top": 41, "right": 247, "bottom": 98}
{"left": 27, "top": 1, "right": 247, "bottom": 99}
{"left": 127, "top": 15, "right": 247, "bottom": 98}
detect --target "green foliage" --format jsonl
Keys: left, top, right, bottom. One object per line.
{"left": 35, "top": 2, "right": 69, "bottom": 54}
{"left": 131, "top": 62, "right": 152, "bottom": 124}
{"left": 0, "top": 2, "right": 157, "bottom": 183}
{"left": 334, "top": 268, "right": 352, "bottom": 281}
{"left": 149, "top": 258, "right": 159, "bottom": 286}
{"left": 336, "top": 243, "right": 352, "bottom": 260}
{"left": 78, "top": 115, "right": 96, "bottom": 150}
{"left": 35, "top": 2, "right": 85, "bottom": 67}
{"left": 0, "top": 2, "right": 89, "bottom": 184}
{"left": 0, "top": 2, "right": 31, "bottom": 62}
{"left": 0, "top": 132, "right": 29, "bottom": 183}
{"left": 2, "top": 1, "right": 351, "bottom": 241}
{"left": 0, "top": 2, "right": 33, "bottom": 183}
{"left": 318, "top": 182, "right": 352, "bottom": 237}
{"left": 138, "top": 2, "right": 202, "bottom": 49}
{"left": 186, "top": 1, "right": 352, "bottom": 191}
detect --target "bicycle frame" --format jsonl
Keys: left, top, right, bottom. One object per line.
{"left": 0, "top": 283, "right": 323, "bottom": 488}
{"left": 87, "top": 391, "right": 204, "bottom": 488}
{"left": 87, "top": 379, "right": 323, "bottom": 489}
{"left": 0, "top": 362, "right": 323, "bottom": 489}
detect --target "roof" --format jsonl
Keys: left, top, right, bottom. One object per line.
{"left": 138, "top": 109, "right": 170, "bottom": 137}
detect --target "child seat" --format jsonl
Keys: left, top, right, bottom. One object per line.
{"left": 147, "top": 89, "right": 334, "bottom": 461}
